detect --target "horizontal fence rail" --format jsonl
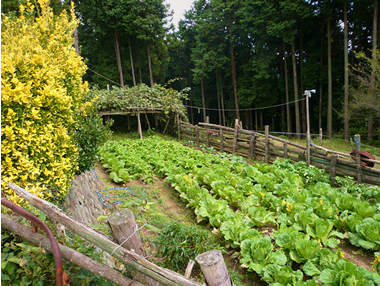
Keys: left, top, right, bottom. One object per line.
{"left": 178, "top": 121, "right": 380, "bottom": 186}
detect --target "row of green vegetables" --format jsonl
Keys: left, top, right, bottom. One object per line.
{"left": 98, "top": 136, "right": 380, "bottom": 285}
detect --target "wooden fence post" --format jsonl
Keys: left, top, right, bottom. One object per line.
{"left": 329, "top": 154, "right": 337, "bottom": 185}
{"left": 220, "top": 129, "right": 224, "bottom": 150}
{"left": 196, "top": 126, "right": 200, "bottom": 146}
{"left": 319, "top": 128, "right": 323, "bottom": 142}
{"left": 137, "top": 113, "right": 143, "bottom": 139}
{"left": 265, "top": 125, "right": 270, "bottom": 163}
{"left": 249, "top": 134, "right": 256, "bottom": 159}
{"left": 108, "top": 209, "right": 158, "bottom": 286}
{"left": 195, "top": 250, "right": 233, "bottom": 286}
{"left": 284, "top": 142, "right": 288, "bottom": 159}
{"left": 232, "top": 119, "right": 239, "bottom": 154}
{"left": 206, "top": 116, "right": 210, "bottom": 123}
{"left": 354, "top": 134, "right": 362, "bottom": 183}
{"left": 177, "top": 114, "right": 181, "bottom": 140}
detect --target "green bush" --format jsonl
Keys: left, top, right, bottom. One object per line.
{"left": 74, "top": 114, "right": 112, "bottom": 174}
{"left": 153, "top": 222, "right": 221, "bottom": 273}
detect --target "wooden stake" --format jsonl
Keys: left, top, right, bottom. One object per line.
{"left": 249, "top": 134, "right": 256, "bottom": 159}
{"left": 2, "top": 215, "right": 143, "bottom": 286}
{"left": 177, "top": 114, "right": 181, "bottom": 140}
{"left": 145, "top": 113, "right": 151, "bottom": 130}
{"left": 137, "top": 113, "right": 143, "bottom": 139}
{"left": 196, "top": 126, "right": 200, "bottom": 145}
{"left": 206, "top": 115, "right": 210, "bottom": 123}
{"left": 220, "top": 129, "right": 224, "bottom": 150}
{"left": 319, "top": 128, "right": 323, "bottom": 142}
{"left": 354, "top": 134, "right": 362, "bottom": 183}
{"left": 265, "top": 125, "right": 270, "bottom": 163}
{"left": 232, "top": 119, "right": 239, "bottom": 153}
{"left": 184, "top": 260, "right": 195, "bottom": 279}
{"left": 195, "top": 250, "right": 233, "bottom": 286}
{"left": 329, "top": 153, "right": 337, "bottom": 185}
{"left": 284, "top": 142, "right": 288, "bottom": 159}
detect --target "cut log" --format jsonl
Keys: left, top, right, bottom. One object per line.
{"left": 195, "top": 250, "right": 233, "bottom": 286}
{"left": 108, "top": 209, "right": 145, "bottom": 255}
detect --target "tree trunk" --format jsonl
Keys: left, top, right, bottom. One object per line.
{"left": 114, "top": 30, "right": 124, "bottom": 88}
{"left": 216, "top": 70, "right": 222, "bottom": 125}
{"left": 368, "top": 0, "right": 378, "bottom": 139}
{"left": 74, "top": 28, "right": 80, "bottom": 55}
{"left": 129, "top": 39, "right": 136, "bottom": 86}
{"left": 255, "top": 110, "right": 258, "bottom": 131}
{"left": 300, "top": 37, "right": 307, "bottom": 134}
{"left": 291, "top": 40, "right": 301, "bottom": 139}
{"left": 283, "top": 43, "right": 292, "bottom": 134}
{"left": 139, "top": 67, "right": 142, "bottom": 84}
{"left": 260, "top": 111, "right": 263, "bottom": 130}
{"left": 327, "top": 18, "right": 333, "bottom": 138}
{"left": 217, "top": 69, "right": 226, "bottom": 126}
{"left": 147, "top": 43, "right": 154, "bottom": 86}
{"left": 201, "top": 79, "right": 206, "bottom": 122}
{"left": 230, "top": 43, "right": 240, "bottom": 121}
{"left": 319, "top": 31, "right": 324, "bottom": 131}
{"left": 344, "top": 2, "right": 349, "bottom": 141}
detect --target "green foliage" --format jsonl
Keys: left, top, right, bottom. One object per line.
{"left": 74, "top": 113, "right": 112, "bottom": 174}
{"left": 1, "top": 228, "right": 114, "bottom": 286}
{"left": 90, "top": 84, "right": 189, "bottom": 119}
{"left": 153, "top": 222, "right": 221, "bottom": 273}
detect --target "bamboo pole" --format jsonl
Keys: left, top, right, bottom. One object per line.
{"left": 8, "top": 183, "right": 201, "bottom": 286}
{"left": 2, "top": 215, "right": 143, "bottom": 286}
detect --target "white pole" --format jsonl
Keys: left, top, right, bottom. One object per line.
{"left": 304, "top": 89, "right": 316, "bottom": 166}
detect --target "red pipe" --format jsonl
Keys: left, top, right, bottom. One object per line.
{"left": 1, "top": 198, "right": 70, "bottom": 286}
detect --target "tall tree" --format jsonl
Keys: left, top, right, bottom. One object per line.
{"left": 344, "top": 1, "right": 349, "bottom": 140}
{"left": 327, "top": 16, "right": 333, "bottom": 138}
{"left": 368, "top": 0, "right": 378, "bottom": 139}
{"left": 114, "top": 30, "right": 125, "bottom": 87}
{"left": 283, "top": 43, "right": 292, "bottom": 134}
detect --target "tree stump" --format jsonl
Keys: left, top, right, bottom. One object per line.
{"left": 108, "top": 209, "right": 145, "bottom": 255}
{"left": 108, "top": 209, "right": 159, "bottom": 286}
{"left": 195, "top": 250, "right": 233, "bottom": 286}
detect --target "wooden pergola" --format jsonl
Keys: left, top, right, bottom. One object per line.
{"left": 99, "top": 107, "right": 178, "bottom": 139}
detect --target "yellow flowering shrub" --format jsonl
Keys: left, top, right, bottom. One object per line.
{"left": 1, "top": 0, "right": 88, "bottom": 204}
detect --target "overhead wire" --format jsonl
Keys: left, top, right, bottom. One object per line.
{"left": 184, "top": 98, "right": 306, "bottom": 112}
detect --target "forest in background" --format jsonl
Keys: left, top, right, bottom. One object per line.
{"left": 2, "top": 0, "right": 380, "bottom": 142}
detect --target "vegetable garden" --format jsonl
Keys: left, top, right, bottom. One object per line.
{"left": 99, "top": 136, "right": 380, "bottom": 285}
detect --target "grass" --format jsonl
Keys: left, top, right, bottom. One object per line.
{"left": 278, "top": 136, "right": 380, "bottom": 157}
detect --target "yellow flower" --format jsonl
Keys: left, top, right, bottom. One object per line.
{"left": 340, "top": 251, "right": 345, "bottom": 258}
{"left": 282, "top": 200, "right": 286, "bottom": 206}
{"left": 286, "top": 202, "right": 293, "bottom": 213}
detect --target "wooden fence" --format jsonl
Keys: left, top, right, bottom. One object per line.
{"left": 178, "top": 120, "right": 380, "bottom": 186}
